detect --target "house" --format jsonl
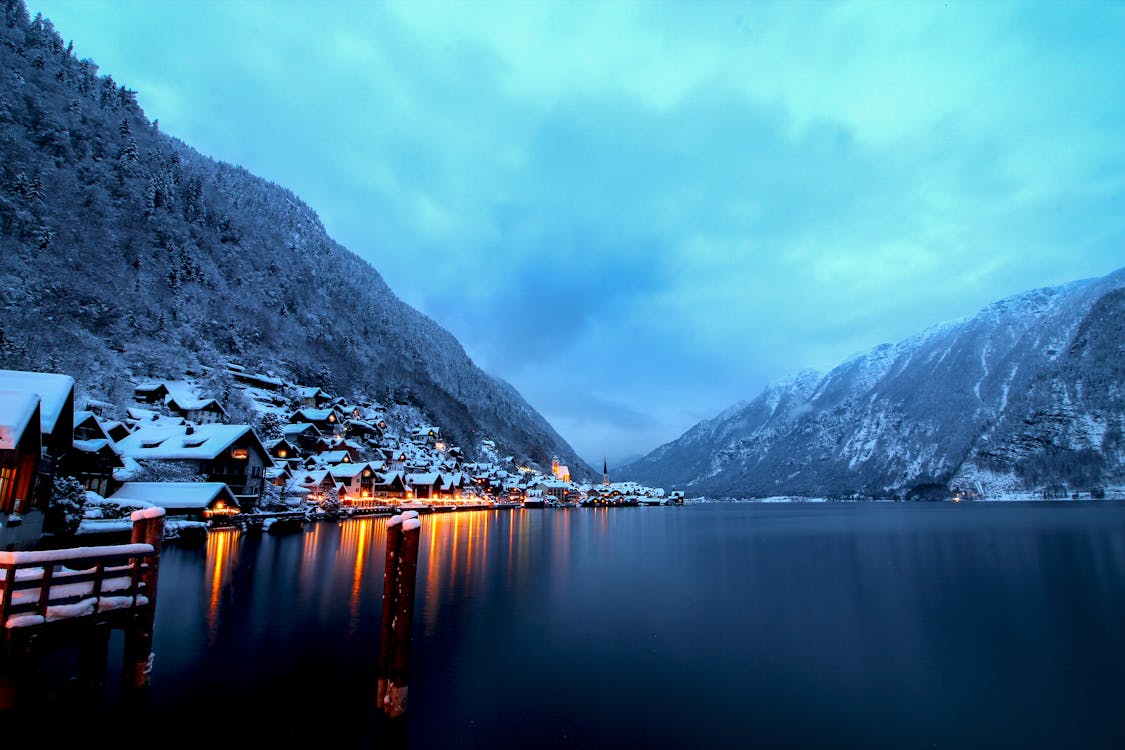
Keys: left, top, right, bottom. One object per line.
{"left": 166, "top": 396, "right": 227, "bottom": 425}
{"left": 109, "top": 482, "right": 240, "bottom": 521}
{"left": 0, "top": 370, "right": 75, "bottom": 475}
{"left": 114, "top": 423, "right": 270, "bottom": 506}
{"left": 327, "top": 462, "right": 380, "bottom": 505}
{"left": 227, "top": 369, "right": 285, "bottom": 392}
{"left": 411, "top": 426, "right": 440, "bottom": 446}
{"left": 313, "top": 450, "right": 351, "bottom": 466}
{"left": 297, "top": 386, "right": 332, "bottom": 408}
{"left": 0, "top": 391, "right": 42, "bottom": 517}
{"left": 373, "top": 471, "right": 408, "bottom": 500}
{"left": 289, "top": 408, "right": 340, "bottom": 432}
{"left": 132, "top": 381, "right": 170, "bottom": 404}
{"left": 265, "top": 437, "right": 300, "bottom": 463}
{"left": 406, "top": 472, "right": 444, "bottom": 500}
{"left": 67, "top": 411, "right": 124, "bottom": 497}
{"left": 281, "top": 422, "right": 321, "bottom": 454}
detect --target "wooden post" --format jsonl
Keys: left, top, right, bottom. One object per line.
{"left": 121, "top": 508, "right": 165, "bottom": 693}
{"left": 376, "top": 513, "right": 404, "bottom": 710}
{"left": 385, "top": 513, "right": 420, "bottom": 718}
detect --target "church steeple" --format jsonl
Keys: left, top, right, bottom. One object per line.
{"left": 602, "top": 457, "right": 609, "bottom": 486}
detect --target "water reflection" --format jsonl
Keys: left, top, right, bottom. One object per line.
{"left": 137, "top": 503, "right": 1125, "bottom": 748}
{"left": 204, "top": 526, "right": 239, "bottom": 644}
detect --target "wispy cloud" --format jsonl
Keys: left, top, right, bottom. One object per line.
{"left": 32, "top": 0, "right": 1125, "bottom": 461}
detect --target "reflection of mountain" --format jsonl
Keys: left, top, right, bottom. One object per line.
{"left": 0, "top": 2, "right": 589, "bottom": 475}
{"left": 623, "top": 267, "right": 1125, "bottom": 498}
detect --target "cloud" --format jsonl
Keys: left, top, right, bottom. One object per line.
{"left": 30, "top": 0, "right": 1125, "bottom": 463}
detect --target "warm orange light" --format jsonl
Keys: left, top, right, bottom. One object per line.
{"left": 278, "top": 449, "right": 288, "bottom": 458}
{"left": 230, "top": 447, "right": 249, "bottom": 459}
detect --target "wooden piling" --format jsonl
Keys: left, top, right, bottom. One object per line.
{"left": 385, "top": 514, "right": 420, "bottom": 718}
{"left": 121, "top": 508, "right": 165, "bottom": 692}
{"left": 377, "top": 514, "right": 404, "bottom": 709}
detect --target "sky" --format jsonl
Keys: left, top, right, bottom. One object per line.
{"left": 29, "top": 0, "right": 1125, "bottom": 468}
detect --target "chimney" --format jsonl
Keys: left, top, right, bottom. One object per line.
{"left": 185, "top": 424, "right": 195, "bottom": 435}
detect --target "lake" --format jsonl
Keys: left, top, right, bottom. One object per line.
{"left": 36, "top": 502, "right": 1125, "bottom": 748}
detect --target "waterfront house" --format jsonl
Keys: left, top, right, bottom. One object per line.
{"left": 0, "top": 391, "right": 41, "bottom": 518}
{"left": 0, "top": 369, "right": 76, "bottom": 508}
{"left": 373, "top": 471, "right": 408, "bottom": 500}
{"left": 328, "top": 462, "right": 380, "bottom": 505}
{"left": 67, "top": 412, "right": 125, "bottom": 497}
{"left": 114, "top": 424, "right": 270, "bottom": 506}
{"left": 109, "top": 481, "right": 240, "bottom": 521}
{"left": 406, "top": 472, "right": 444, "bottom": 499}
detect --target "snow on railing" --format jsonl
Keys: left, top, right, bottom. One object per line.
{"left": 0, "top": 542, "right": 156, "bottom": 630}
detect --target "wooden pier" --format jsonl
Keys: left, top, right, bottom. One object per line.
{"left": 0, "top": 508, "right": 165, "bottom": 707}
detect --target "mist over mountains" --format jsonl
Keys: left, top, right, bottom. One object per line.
{"left": 621, "top": 267, "right": 1125, "bottom": 499}
{"left": 0, "top": 1, "right": 591, "bottom": 476}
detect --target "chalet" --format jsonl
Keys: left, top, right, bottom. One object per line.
{"left": 109, "top": 482, "right": 240, "bottom": 521}
{"left": 281, "top": 422, "right": 322, "bottom": 454}
{"left": 0, "top": 391, "right": 42, "bottom": 518}
{"left": 296, "top": 469, "right": 340, "bottom": 503}
{"left": 0, "top": 370, "right": 75, "bottom": 475}
{"left": 166, "top": 396, "right": 227, "bottom": 425}
{"left": 328, "top": 462, "right": 381, "bottom": 505}
{"left": 133, "top": 381, "right": 170, "bottom": 404}
{"left": 125, "top": 407, "right": 185, "bottom": 429}
{"left": 297, "top": 386, "right": 332, "bottom": 408}
{"left": 346, "top": 419, "right": 383, "bottom": 442}
{"left": 227, "top": 369, "right": 285, "bottom": 392}
{"left": 438, "top": 472, "right": 466, "bottom": 498}
{"left": 0, "top": 370, "right": 75, "bottom": 512}
{"left": 411, "top": 426, "right": 440, "bottom": 446}
{"left": 67, "top": 411, "right": 125, "bottom": 497}
{"left": 290, "top": 408, "right": 341, "bottom": 432}
{"left": 265, "top": 437, "right": 300, "bottom": 463}
{"left": 542, "top": 478, "right": 573, "bottom": 503}
{"left": 373, "top": 471, "right": 408, "bottom": 500}
{"left": 114, "top": 424, "right": 270, "bottom": 506}
{"left": 406, "top": 472, "right": 444, "bottom": 500}
{"left": 313, "top": 450, "right": 352, "bottom": 466}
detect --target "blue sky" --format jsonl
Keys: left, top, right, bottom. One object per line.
{"left": 30, "top": 0, "right": 1125, "bottom": 467}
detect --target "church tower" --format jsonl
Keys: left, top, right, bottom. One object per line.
{"left": 602, "top": 457, "right": 609, "bottom": 486}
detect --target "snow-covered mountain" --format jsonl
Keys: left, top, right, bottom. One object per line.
{"left": 621, "top": 267, "right": 1125, "bottom": 498}
{"left": 0, "top": 2, "right": 591, "bottom": 476}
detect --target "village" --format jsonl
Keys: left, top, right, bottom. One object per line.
{"left": 0, "top": 364, "right": 682, "bottom": 551}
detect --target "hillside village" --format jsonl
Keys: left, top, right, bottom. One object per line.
{"left": 0, "top": 363, "right": 679, "bottom": 549}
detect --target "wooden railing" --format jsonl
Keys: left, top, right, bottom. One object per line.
{"left": 0, "top": 543, "right": 155, "bottom": 631}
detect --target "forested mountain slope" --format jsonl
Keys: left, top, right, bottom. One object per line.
{"left": 622, "top": 267, "right": 1125, "bottom": 498}
{"left": 0, "top": 0, "right": 590, "bottom": 475}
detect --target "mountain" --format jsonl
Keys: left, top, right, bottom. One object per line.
{"left": 0, "top": 1, "right": 591, "bottom": 476}
{"left": 621, "top": 267, "right": 1125, "bottom": 498}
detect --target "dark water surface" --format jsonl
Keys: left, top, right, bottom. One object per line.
{"left": 81, "top": 503, "right": 1125, "bottom": 747}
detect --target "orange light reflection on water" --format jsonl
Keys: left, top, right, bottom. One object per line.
{"left": 205, "top": 528, "right": 239, "bottom": 644}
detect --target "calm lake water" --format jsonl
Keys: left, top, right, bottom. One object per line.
{"left": 48, "top": 502, "right": 1125, "bottom": 747}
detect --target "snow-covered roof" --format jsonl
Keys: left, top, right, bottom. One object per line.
{"left": 168, "top": 396, "right": 226, "bottom": 414}
{"left": 115, "top": 424, "right": 264, "bottom": 460}
{"left": 406, "top": 472, "right": 442, "bottom": 486}
{"left": 109, "top": 482, "right": 239, "bottom": 511}
{"left": 0, "top": 370, "right": 73, "bottom": 436}
{"left": 126, "top": 407, "right": 186, "bottom": 427}
{"left": 294, "top": 408, "right": 335, "bottom": 422}
{"left": 282, "top": 422, "right": 320, "bottom": 435}
{"left": 0, "top": 390, "right": 40, "bottom": 450}
{"left": 73, "top": 438, "right": 114, "bottom": 454}
{"left": 298, "top": 386, "right": 324, "bottom": 399}
{"left": 326, "top": 462, "right": 375, "bottom": 479}
{"left": 316, "top": 450, "right": 350, "bottom": 463}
